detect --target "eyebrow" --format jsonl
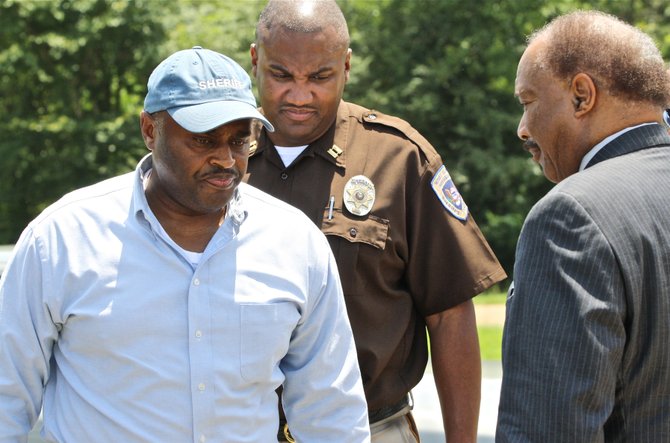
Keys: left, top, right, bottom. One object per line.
{"left": 269, "top": 63, "right": 333, "bottom": 77}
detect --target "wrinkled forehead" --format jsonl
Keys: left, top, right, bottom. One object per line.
{"left": 259, "top": 22, "right": 347, "bottom": 52}
{"left": 258, "top": 28, "right": 348, "bottom": 73}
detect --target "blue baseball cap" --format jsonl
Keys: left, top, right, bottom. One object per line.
{"left": 144, "top": 46, "right": 273, "bottom": 133}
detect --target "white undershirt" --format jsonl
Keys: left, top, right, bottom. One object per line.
{"left": 275, "top": 145, "right": 309, "bottom": 167}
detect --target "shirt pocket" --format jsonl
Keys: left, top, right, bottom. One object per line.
{"left": 239, "top": 303, "right": 300, "bottom": 383}
{"left": 321, "top": 210, "right": 389, "bottom": 295}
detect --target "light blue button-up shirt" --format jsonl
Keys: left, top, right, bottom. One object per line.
{"left": 0, "top": 155, "right": 370, "bottom": 442}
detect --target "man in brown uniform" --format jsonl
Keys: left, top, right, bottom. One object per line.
{"left": 245, "top": 1, "right": 506, "bottom": 441}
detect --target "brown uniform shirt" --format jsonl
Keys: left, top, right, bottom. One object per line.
{"left": 244, "top": 101, "right": 506, "bottom": 412}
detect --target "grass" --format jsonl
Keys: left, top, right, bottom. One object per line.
{"left": 478, "top": 326, "right": 503, "bottom": 361}
{"left": 475, "top": 288, "right": 506, "bottom": 361}
{"left": 474, "top": 289, "right": 507, "bottom": 305}
{"left": 426, "top": 288, "right": 506, "bottom": 361}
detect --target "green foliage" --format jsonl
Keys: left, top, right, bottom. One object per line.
{"left": 0, "top": 0, "right": 166, "bottom": 241}
{"left": 161, "top": 0, "right": 266, "bottom": 71}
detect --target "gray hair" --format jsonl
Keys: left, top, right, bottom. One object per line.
{"left": 529, "top": 10, "right": 670, "bottom": 107}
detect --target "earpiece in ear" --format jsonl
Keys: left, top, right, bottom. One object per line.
{"left": 573, "top": 98, "right": 583, "bottom": 109}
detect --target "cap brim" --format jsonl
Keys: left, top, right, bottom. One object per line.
{"left": 168, "top": 100, "right": 274, "bottom": 133}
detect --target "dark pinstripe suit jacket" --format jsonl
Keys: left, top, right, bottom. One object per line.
{"left": 497, "top": 124, "right": 670, "bottom": 442}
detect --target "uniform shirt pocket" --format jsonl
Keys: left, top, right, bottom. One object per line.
{"left": 239, "top": 303, "right": 300, "bottom": 382}
{"left": 321, "top": 210, "right": 390, "bottom": 295}
{"left": 321, "top": 210, "right": 389, "bottom": 250}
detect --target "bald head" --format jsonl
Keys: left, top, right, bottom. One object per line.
{"left": 528, "top": 10, "right": 670, "bottom": 109}
{"left": 256, "top": 0, "right": 350, "bottom": 51}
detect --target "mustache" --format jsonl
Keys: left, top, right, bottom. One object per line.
{"left": 523, "top": 140, "right": 540, "bottom": 151}
{"left": 200, "top": 167, "right": 239, "bottom": 180}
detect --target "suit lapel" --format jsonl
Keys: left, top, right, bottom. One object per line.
{"left": 586, "top": 123, "right": 670, "bottom": 169}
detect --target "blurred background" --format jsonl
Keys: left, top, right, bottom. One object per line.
{"left": 1, "top": 0, "right": 669, "bottom": 280}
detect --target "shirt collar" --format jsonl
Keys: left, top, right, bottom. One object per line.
{"left": 579, "top": 122, "right": 655, "bottom": 171}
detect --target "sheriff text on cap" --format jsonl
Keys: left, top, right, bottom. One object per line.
{"left": 144, "top": 46, "right": 273, "bottom": 133}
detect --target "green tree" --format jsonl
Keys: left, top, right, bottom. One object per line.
{"left": 162, "top": 0, "right": 266, "bottom": 70}
{"left": 0, "top": 0, "right": 166, "bottom": 242}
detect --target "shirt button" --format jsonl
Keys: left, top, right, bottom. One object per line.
{"left": 280, "top": 172, "right": 289, "bottom": 180}
{"left": 199, "top": 435, "right": 206, "bottom": 443}
{"left": 195, "top": 330, "right": 202, "bottom": 338}
{"left": 193, "top": 278, "right": 200, "bottom": 286}
{"left": 198, "top": 383, "right": 206, "bottom": 391}
{"left": 349, "top": 228, "right": 358, "bottom": 238}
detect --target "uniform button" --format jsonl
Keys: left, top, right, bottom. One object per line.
{"left": 198, "top": 383, "right": 206, "bottom": 391}
{"left": 349, "top": 228, "right": 358, "bottom": 238}
{"left": 280, "top": 172, "right": 289, "bottom": 180}
{"left": 195, "top": 330, "right": 202, "bottom": 338}
{"left": 199, "top": 436, "right": 206, "bottom": 443}
{"left": 193, "top": 278, "right": 200, "bottom": 286}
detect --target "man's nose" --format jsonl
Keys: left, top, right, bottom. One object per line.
{"left": 210, "top": 144, "right": 235, "bottom": 169}
{"left": 517, "top": 114, "right": 529, "bottom": 141}
{"left": 285, "top": 82, "right": 312, "bottom": 106}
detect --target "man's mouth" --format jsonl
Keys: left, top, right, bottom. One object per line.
{"left": 281, "top": 106, "right": 316, "bottom": 122}
{"left": 523, "top": 140, "right": 542, "bottom": 163}
{"left": 206, "top": 177, "right": 235, "bottom": 188}
{"left": 203, "top": 172, "right": 238, "bottom": 189}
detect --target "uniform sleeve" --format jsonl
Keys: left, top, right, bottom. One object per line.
{"left": 0, "top": 228, "right": 58, "bottom": 440}
{"left": 496, "top": 191, "right": 625, "bottom": 442}
{"left": 407, "top": 161, "right": 506, "bottom": 315}
{"left": 280, "top": 235, "right": 370, "bottom": 442}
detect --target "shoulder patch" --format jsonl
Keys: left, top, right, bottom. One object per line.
{"left": 431, "top": 165, "right": 468, "bottom": 221}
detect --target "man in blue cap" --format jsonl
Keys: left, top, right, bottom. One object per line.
{"left": 0, "top": 47, "right": 370, "bottom": 442}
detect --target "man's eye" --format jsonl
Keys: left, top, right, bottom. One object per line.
{"left": 194, "top": 136, "right": 212, "bottom": 145}
{"left": 272, "top": 72, "right": 290, "bottom": 79}
{"left": 231, "top": 138, "right": 249, "bottom": 147}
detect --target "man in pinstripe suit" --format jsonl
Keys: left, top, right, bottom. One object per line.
{"left": 496, "top": 11, "right": 670, "bottom": 442}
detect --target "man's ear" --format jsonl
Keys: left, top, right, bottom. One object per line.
{"left": 344, "top": 48, "right": 352, "bottom": 83}
{"left": 570, "top": 73, "right": 596, "bottom": 116}
{"left": 139, "top": 111, "right": 156, "bottom": 151}
{"left": 250, "top": 43, "right": 258, "bottom": 77}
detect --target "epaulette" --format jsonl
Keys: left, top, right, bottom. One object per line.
{"left": 359, "top": 108, "right": 438, "bottom": 160}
